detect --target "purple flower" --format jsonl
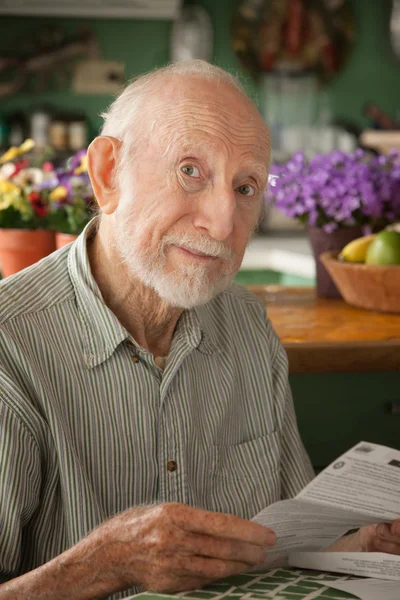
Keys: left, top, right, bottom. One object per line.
{"left": 267, "top": 149, "right": 400, "bottom": 229}
{"left": 37, "top": 176, "right": 60, "bottom": 190}
{"left": 323, "top": 222, "right": 337, "bottom": 233}
{"left": 68, "top": 149, "right": 87, "bottom": 171}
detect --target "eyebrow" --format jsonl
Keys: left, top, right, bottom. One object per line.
{"left": 251, "top": 163, "right": 269, "bottom": 183}
{"left": 237, "top": 163, "right": 269, "bottom": 188}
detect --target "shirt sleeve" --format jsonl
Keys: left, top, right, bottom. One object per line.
{"left": 265, "top": 316, "right": 315, "bottom": 498}
{"left": 0, "top": 397, "right": 41, "bottom": 582}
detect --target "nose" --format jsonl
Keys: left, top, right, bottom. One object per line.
{"left": 193, "top": 184, "right": 235, "bottom": 241}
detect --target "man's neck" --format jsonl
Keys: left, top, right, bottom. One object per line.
{"left": 87, "top": 221, "right": 183, "bottom": 357}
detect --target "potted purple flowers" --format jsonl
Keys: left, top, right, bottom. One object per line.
{"left": 267, "top": 149, "right": 400, "bottom": 297}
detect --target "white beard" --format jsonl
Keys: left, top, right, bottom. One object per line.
{"left": 114, "top": 202, "right": 237, "bottom": 309}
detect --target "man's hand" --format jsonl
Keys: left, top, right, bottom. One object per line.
{"left": 328, "top": 519, "right": 400, "bottom": 554}
{"left": 356, "top": 518, "right": 400, "bottom": 554}
{"left": 0, "top": 503, "right": 276, "bottom": 599}
{"left": 92, "top": 503, "right": 276, "bottom": 594}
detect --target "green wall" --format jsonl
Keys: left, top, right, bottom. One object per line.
{"left": 0, "top": 0, "right": 399, "bottom": 137}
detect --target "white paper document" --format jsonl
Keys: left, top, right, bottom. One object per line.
{"left": 290, "top": 550, "right": 400, "bottom": 581}
{"left": 321, "top": 577, "right": 400, "bottom": 600}
{"left": 252, "top": 497, "right": 375, "bottom": 567}
{"left": 251, "top": 441, "right": 400, "bottom": 576}
{"left": 296, "top": 441, "right": 400, "bottom": 520}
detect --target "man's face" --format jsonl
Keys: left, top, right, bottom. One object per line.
{"left": 114, "top": 79, "right": 270, "bottom": 308}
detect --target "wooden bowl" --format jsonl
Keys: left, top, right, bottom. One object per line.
{"left": 320, "top": 251, "right": 400, "bottom": 313}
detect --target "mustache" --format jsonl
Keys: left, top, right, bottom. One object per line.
{"left": 161, "top": 233, "right": 233, "bottom": 260}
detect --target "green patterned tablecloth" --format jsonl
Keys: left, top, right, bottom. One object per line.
{"left": 134, "top": 569, "right": 358, "bottom": 600}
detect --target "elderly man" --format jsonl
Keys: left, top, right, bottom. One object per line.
{"left": 0, "top": 61, "right": 399, "bottom": 599}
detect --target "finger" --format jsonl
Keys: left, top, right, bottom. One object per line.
{"left": 375, "top": 538, "right": 400, "bottom": 555}
{"left": 390, "top": 519, "right": 400, "bottom": 538}
{"left": 177, "top": 506, "right": 276, "bottom": 547}
{"left": 179, "top": 531, "right": 267, "bottom": 566}
{"left": 180, "top": 554, "right": 252, "bottom": 580}
{"left": 376, "top": 523, "right": 400, "bottom": 544}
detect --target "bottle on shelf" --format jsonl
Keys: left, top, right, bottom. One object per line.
{"left": 30, "top": 105, "right": 52, "bottom": 150}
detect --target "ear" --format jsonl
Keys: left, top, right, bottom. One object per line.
{"left": 87, "top": 136, "right": 122, "bottom": 215}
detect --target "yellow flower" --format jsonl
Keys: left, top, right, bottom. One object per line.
{"left": 0, "top": 181, "right": 23, "bottom": 211}
{"left": 0, "top": 195, "right": 12, "bottom": 210}
{"left": 0, "top": 147, "right": 19, "bottom": 164}
{"left": 0, "top": 138, "right": 35, "bottom": 164}
{"left": 18, "top": 138, "right": 35, "bottom": 154}
{"left": 74, "top": 155, "right": 88, "bottom": 175}
{"left": 50, "top": 186, "right": 68, "bottom": 201}
{"left": 0, "top": 180, "right": 20, "bottom": 194}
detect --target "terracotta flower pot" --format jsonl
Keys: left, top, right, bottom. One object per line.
{"left": 0, "top": 228, "right": 56, "bottom": 278}
{"left": 308, "top": 226, "right": 363, "bottom": 298}
{"left": 55, "top": 232, "right": 79, "bottom": 249}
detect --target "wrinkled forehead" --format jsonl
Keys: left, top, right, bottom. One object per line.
{"left": 147, "top": 85, "right": 270, "bottom": 164}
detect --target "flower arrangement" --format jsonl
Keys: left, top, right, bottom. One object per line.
{"left": 267, "top": 149, "right": 400, "bottom": 233}
{"left": 47, "top": 150, "right": 95, "bottom": 235}
{"left": 0, "top": 140, "right": 95, "bottom": 234}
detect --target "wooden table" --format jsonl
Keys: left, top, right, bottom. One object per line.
{"left": 248, "top": 285, "right": 400, "bottom": 374}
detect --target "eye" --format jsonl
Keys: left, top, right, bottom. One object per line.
{"left": 181, "top": 165, "right": 200, "bottom": 177}
{"left": 237, "top": 184, "right": 256, "bottom": 197}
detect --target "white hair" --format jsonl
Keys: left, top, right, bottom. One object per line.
{"left": 100, "top": 60, "right": 250, "bottom": 182}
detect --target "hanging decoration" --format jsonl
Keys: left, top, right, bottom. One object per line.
{"left": 232, "top": 0, "right": 355, "bottom": 83}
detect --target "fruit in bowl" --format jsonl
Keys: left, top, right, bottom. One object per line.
{"left": 339, "top": 234, "right": 376, "bottom": 263}
{"left": 365, "top": 231, "right": 400, "bottom": 265}
{"left": 339, "top": 230, "right": 400, "bottom": 265}
{"left": 321, "top": 230, "right": 400, "bottom": 313}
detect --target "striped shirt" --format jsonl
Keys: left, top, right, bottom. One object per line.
{"left": 0, "top": 220, "right": 313, "bottom": 598}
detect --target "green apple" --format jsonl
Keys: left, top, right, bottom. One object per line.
{"left": 365, "top": 230, "right": 400, "bottom": 265}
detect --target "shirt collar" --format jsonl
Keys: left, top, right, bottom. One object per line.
{"left": 172, "top": 307, "right": 221, "bottom": 355}
{"left": 193, "top": 302, "right": 223, "bottom": 355}
{"left": 68, "top": 218, "right": 222, "bottom": 368}
{"left": 68, "top": 218, "right": 130, "bottom": 368}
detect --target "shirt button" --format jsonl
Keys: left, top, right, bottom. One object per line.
{"left": 131, "top": 355, "right": 140, "bottom": 364}
{"left": 167, "top": 460, "right": 177, "bottom": 472}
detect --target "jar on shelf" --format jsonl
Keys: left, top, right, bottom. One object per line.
{"left": 49, "top": 116, "right": 69, "bottom": 152}
{"left": 69, "top": 115, "right": 88, "bottom": 151}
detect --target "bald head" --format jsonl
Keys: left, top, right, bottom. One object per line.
{"left": 100, "top": 60, "right": 270, "bottom": 180}
{"left": 101, "top": 60, "right": 252, "bottom": 137}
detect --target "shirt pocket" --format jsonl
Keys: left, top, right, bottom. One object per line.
{"left": 208, "top": 431, "right": 281, "bottom": 519}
